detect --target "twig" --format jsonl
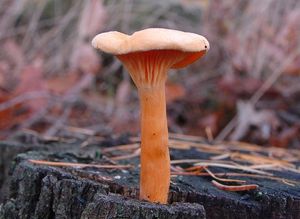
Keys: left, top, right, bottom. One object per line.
{"left": 230, "top": 153, "right": 295, "bottom": 168}
{"left": 171, "top": 159, "right": 238, "bottom": 165}
{"left": 169, "top": 133, "right": 205, "bottom": 142}
{"left": 171, "top": 172, "right": 298, "bottom": 186}
{"left": 111, "top": 148, "right": 141, "bottom": 161}
{"left": 193, "top": 162, "right": 273, "bottom": 176}
{"left": 250, "top": 48, "right": 300, "bottom": 105}
{"left": 169, "top": 139, "right": 226, "bottom": 154}
{"left": 184, "top": 166, "right": 206, "bottom": 172}
{"left": 65, "top": 126, "right": 97, "bottom": 136}
{"left": 0, "top": 91, "right": 50, "bottom": 111}
{"left": 205, "top": 127, "right": 214, "bottom": 142}
{"left": 21, "top": 0, "right": 47, "bottom": 51}
{"left": 171, "top": 171, "right": 202, "bottom": 176}
{"left": 28, "top": 159, "right": 132, "bottom": 169}
{"left": 215, "top": 116, "right": 237, "bottom": 141}
{"left": 204, "top": 167, "right": 246, "bottom": 183}
{"left": 211, "top": 180, "right": 259, "bottom": 191}
{"left": 171, "top": 165, "right": 184, "bottom": 172}
{"left": 101, "top": 143, "right": 139, "bottom": 153}
{"left": 210, "top": 153, "right": 231, "bottom": 160}
{"left": 171, "top": 159, "right": 204, "bottom": 165}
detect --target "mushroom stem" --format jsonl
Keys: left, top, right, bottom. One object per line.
{"left": 92, "top": 28, "right": 209, "bottom": 205}
{"left": 139, "top": 85, "right": 170, "bottom": 204}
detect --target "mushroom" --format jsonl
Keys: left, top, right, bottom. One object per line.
{"left": 92, "top": 28, "right": 209, "bottom": 204}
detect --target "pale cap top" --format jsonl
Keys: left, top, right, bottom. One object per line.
{"left": 92, "top": 28, "right": 209, "bottom": 55}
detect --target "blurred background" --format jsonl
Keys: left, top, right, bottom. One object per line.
{"left": 0, "top": 0, "right": 300, "bottom": 148}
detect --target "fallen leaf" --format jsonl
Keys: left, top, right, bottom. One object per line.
{"left": 47, "top": 72, "right": 79, "bottom": 95}
{"left": 0, "top": 93, "right": 28, "bottom": 134}
{"left": 14, "top": 58, "right": 48, "bottom": 113}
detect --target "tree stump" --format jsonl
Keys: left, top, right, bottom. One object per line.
{"left": 0, "top": 151, "right": 205, "bottom": 219}
{"left": 0, "top": 131, "right": 130, "bottom": 202}
{"left": 0, "top": 133, "right": 74, "bottom": 202}
{"left": 0, "top": 132, "right": 300, "bottom": 218}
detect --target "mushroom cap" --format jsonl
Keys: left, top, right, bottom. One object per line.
{"left": 92, "top": 28, "right": 209, "bottom": 68}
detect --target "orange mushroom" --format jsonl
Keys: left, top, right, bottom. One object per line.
{"left": 92, "top": 28, "right": 209, "bottom": 204}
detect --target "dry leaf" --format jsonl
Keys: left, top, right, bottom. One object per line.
{"left": 47, "top": 72, "right": 79, "bottom": 95}
{"left": 0, "top": 92, "right": 28, "bottom": 134}
{"left": 15, "top": 59, "right": 48, "bottom": 113}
